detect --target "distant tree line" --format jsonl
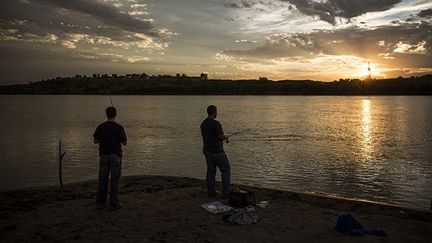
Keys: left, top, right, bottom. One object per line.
{"left": 0, "top": 73, "right": 431, "bottom": 95}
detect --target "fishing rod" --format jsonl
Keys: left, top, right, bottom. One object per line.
{"left": 107, "top": 86, "right": 119, "bottom": 121}
{"left": 109, "top": 93, "right": 114, "bottom": 107}
{"left": 225, "top": 128, "right": 251, "bottom": 144}
{"left": 107, "top": 82, "right": 115, "bottom": 107}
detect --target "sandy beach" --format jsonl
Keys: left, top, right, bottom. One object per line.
{"left": 0, "top": 175, "right": 431, "bottom": 242}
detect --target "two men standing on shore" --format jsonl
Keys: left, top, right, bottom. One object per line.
{"left": 93, "top": 104, "right": 230, "bottom": 209}
{"left": 93, "top": 106, "right": 127, "bottom": 209}
{"left": 200, "top": 105, "right": 231, "bottom": 197}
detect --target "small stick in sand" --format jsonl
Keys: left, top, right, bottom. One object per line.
{"left": 58, "top": 140, "right": 66, "bottom": 190}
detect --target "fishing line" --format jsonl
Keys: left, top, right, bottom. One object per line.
{"left": 230, "top": 128, "right": 251, "bottom": 136}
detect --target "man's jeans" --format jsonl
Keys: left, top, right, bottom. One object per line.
{"left": 203, "top": 150, "right": 231, "bottom": 195}
{"left": 96, "top": 154, "right": 122, "bottom": 207}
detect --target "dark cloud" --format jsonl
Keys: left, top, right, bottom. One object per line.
{"left": 0, "top": 0, "right": 162, "bottom": 41}
{"left": 418, "top": 8, "right": 432, "bottom": 18}
{"left": 39, "top": 0, "right": 159, "bottom": 37}
{"left": 223, "top": 0, "right": 402, "bottom": 25}
{"left": 224, "top": 3, "right": 241, "bottom": 8}
{"left": 223, "top": 0, "right": 259, "bottom": 9}
{"left": 220, "top": 21, "right": 432, "bottom": 68}
{"left": 241, "top": 1, "right": 252, "bottom": 8}
{"left": 0, "top": 0, "right": 169, "bottom": 70}
{"left": 282, "top": 0, "right": 401, "bottom": 25}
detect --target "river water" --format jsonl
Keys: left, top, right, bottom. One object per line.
{"left": 0, "top": 95, "right": 431, "bottom": 208}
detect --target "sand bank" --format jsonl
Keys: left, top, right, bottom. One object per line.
{"left": 1, "top": 175, "right": 431, "bottom": 242}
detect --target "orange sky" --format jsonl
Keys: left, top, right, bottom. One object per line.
{"left": 0, "top": 0, "right": 431, "bottom": 83}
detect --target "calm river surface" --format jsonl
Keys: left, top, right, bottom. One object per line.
{"left": 0, "top": 95, "right": 431, "bottom": 208}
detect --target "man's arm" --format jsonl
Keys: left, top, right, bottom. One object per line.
{"left": 93, "top": 126, "right": 100, "bottom": 144}
{"left": 218, "top": 134, "right": 230, "bottom": 141}
{"left": 216, "top": 122, "right": 230, "bottom": 141}
{"left": 120, "top": 126, "right": 127, "bottom": 145}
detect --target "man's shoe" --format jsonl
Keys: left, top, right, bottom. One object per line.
{"left": 110, "top": 204, "right": 122, "bottom": 210}
{"left": 96, "top": 203, "right": 106, "bottom": 210}
{"left": 208, "top": 190, "right": 223, "bottom": 198}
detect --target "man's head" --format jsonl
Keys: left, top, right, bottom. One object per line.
{"left": 106, "top": 106, "right": 117, "bottom": 119}
{"left": 207, "top": 105, "right": 217, "bottom": 118}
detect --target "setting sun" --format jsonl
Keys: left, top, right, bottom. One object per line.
{"left": 354, "top": 62, "right": 384, "bottom": 80}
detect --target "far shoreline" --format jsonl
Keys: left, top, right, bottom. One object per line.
{"left": 1, "top": 74, "right": 431, "bottom": 96}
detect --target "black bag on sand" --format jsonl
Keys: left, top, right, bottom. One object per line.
{"left": 228, "top": 189, "right": 257, "bottom": 208}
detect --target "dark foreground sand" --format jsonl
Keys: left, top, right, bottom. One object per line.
{"left": 0, "top": 175, "right": 431, "bottom": 242}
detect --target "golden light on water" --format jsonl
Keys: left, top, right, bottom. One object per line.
{"left": 361, "top": 99, "right": 372, "bottom": 160}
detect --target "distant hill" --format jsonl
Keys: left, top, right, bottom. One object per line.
{"left": 0, "top": 74, "right": 431, "bottom": 95}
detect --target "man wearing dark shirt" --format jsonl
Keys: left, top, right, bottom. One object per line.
{"left": 93, "top": 106, "right": 127, "bottom": 209}
{"left": 200, "top": 105, "right": 231, "bottom": 197}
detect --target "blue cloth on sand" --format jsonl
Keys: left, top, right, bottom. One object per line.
{"left": 335, "top": 213, "right": 387, "bottom": 237}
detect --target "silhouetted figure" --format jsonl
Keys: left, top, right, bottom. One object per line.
{"left": 93, "top": 106, "right": 127, "bottom": 209}
{"left": 200, "top": 105, "right": 231, "bottom": 197}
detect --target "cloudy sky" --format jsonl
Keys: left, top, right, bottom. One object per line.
{"left": 0, "top": 0, "right": 431, "bottom": 84}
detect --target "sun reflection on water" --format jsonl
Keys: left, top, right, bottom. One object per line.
{"left": 361, "top": 99, "right": 372, "bottom": 160}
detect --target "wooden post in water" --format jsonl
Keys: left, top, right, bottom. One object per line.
{"left": 58, "top": 140, "right": 66, "bottom": 190}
